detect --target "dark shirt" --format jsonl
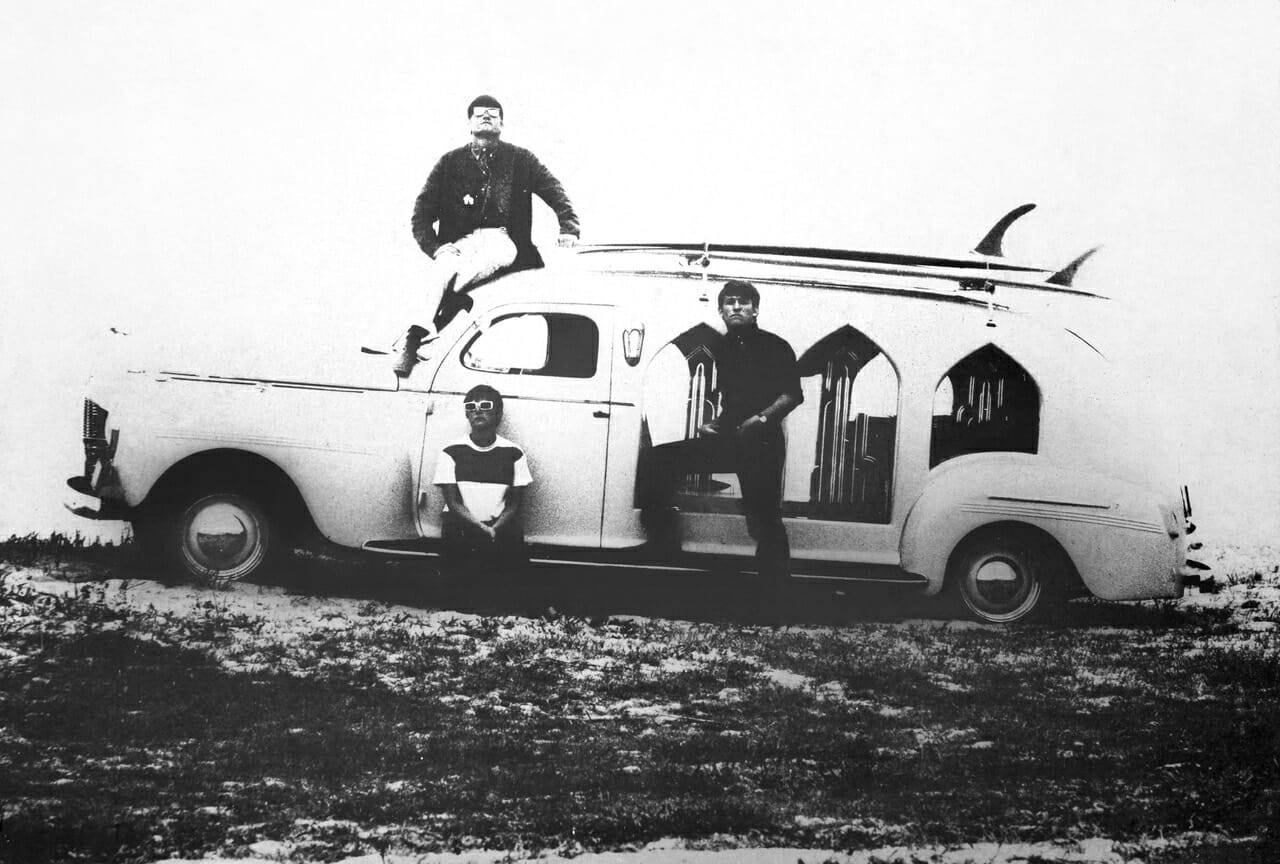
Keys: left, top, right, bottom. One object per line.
{"left": 717, "top": 325, "right": 804, "bottom": 434}
{"left": 411, "top": 140, "right": 579, "bottom": 270}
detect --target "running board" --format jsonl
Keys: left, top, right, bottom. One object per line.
{"left": 361, "top": 540, "right": 927, "bottom": 585}
{"left": 362, "top": 540, "right": 442, "bottom": 558}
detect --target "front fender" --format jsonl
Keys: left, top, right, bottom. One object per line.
{"left": 900, "top": 453, "right": 1184, "bottom": 601}
{"left": 84, "top": 370, "right": 424, "bottom": 548}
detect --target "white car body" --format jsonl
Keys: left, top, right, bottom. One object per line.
{"left": 69, "top": 244, "right": 1197, "bottom": 621}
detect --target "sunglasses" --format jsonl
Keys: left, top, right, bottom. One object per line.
{"left": 472, "top": 109, "right": 501, "bottom": 120}
{"left": 463, "top": 400, "right": 496, "bottom": 412}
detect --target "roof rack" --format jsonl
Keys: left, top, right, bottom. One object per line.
{"left": 577, "top": 241, "right": 1047, "bottom": 275}
{"left": 577, "top": 202, "right": 1050, "bottom": 273}
{"left": 575, "top": 243, "right": 1107, "bottom": 299}
{"left": 583, "top": 263, "right": 1014, "bottom": 312}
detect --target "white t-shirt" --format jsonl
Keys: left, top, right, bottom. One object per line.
{"left": 432, "top": 434, "right": 532, "bottom": 523}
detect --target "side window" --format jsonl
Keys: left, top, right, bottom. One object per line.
{"left": 643, "top": 324, "right": 723, "bottom": 443}
{"left": 794, "top": 326, "right": 898, "bottom": 523}
{"left": 641, "top": 324, "right": 728, "bottom": 496}
{"left": 930, "top": 344, "right": 1039, "bottom": 467}
{"left": 640, "top": 323, "right": 898, "bottom": 524}
{"left": 462, "top": 313, "right": 599, "bottom": 378}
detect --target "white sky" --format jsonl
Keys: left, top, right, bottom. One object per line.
{"left": 2, "top": 0, "right": 1278, "bottom": 543}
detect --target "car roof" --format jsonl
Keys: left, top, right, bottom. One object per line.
{"left": 459, "top": 250, "right": 1111, "bottom": 382}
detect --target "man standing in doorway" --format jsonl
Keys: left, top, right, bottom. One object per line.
{"left": 642, "top": 280, "right": 803, "bottom": 620}
{"left": 395, "top": 95, "right": 580, "bottom": 375}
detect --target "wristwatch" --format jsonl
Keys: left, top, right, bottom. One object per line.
{"left": 756, "top": 414, "right": 768, "bottom": 425}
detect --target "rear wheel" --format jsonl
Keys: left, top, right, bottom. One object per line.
{"left": 947, "top": 529, "right": 1066, "bottom": 624}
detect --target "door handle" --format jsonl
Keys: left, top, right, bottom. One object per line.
{"left": 593, "top": 410, "right": 610, "bottom": 418}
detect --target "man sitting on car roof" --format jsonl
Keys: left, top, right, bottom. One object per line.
{"left": 387, "top": 94, "right": 580, "bottom": 377}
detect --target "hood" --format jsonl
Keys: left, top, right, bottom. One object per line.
{"left": 93, "top": 321, "right": 406, "bottom": 392}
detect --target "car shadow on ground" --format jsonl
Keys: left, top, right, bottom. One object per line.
{"left": 254, "top": 550, "right": 918, "bottom": 626}
{"left": 236, "top": 546, "right": 1218, "bottom": 631}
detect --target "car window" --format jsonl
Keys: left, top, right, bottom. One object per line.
{"left": 797, "top": 328, "right": 899, "bottom": 523}
{"left": 641, "top": 322, "right": 899, "bottom": 524}
{"left": 930, "top": 343, "right": 1039, "bottom": 467}
{"left": 462, "top": 313, "right": 598, "bottom": 378}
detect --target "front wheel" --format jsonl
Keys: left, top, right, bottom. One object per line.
{"left": 172, "top": 492, "right": 277, "bottom": 587}
{"left": 947, "top": 530, "right": 1066, "bottom": 624}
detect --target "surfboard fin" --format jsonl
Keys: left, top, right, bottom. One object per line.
{"left": 973, "top": 203, "right": 1037, "bottom": 257}
{"left": 1047, "top": 246, "right": 1100, "bottom": 287}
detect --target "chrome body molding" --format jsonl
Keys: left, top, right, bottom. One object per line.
{"left": 959, "top": 501, "right": 1164, "bottom": 535}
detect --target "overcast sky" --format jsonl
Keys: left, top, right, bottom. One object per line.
{"left": 2, "top": 0, "right": 1277, "bottom": 544}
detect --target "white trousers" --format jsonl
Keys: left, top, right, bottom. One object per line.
{"left": 422, "top": 228, "right": 517, "bottom": 330}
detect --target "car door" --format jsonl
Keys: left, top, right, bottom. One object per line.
{"left": 417, "top": 303, "right": 613, "bottom": 547}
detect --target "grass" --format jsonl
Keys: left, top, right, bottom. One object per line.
{"left": 0, "top": 531, "right": 124, "bottom": 568}
{"left": 1, "top": 536, "right": 1278, "bottom": 862}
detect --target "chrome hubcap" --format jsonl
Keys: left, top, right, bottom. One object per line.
{"left": 181, "top": 496, "right": 264, "bottom": 581}
{"left": 964, "top": 553, "right": 1040, "bottom": 622}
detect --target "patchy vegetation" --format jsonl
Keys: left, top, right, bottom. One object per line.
{"left": 0, "top": 537, "right": 1277, "bottom": 863}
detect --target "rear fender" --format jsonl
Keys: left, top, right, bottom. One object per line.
{"left": 901, "top": 453, "right": 1182, "bottom": 600}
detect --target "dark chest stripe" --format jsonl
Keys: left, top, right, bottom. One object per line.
{"left": 445, "top": 443, "right": 524, "bottom": 485}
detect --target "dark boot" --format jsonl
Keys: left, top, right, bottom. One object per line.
{"left": 432, "top": 274, "right": 470, "bottom": 332}
{"left": 638, "top": 506, "right": 683, "bottom": 559}
{"left": 393, "top": 325, "right": 429, "bottom": 378}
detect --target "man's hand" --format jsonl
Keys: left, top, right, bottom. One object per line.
{"left": 463, "top": 520, "right": 496, "bottom": 541}
{"left": 556, "top": 234, "right": 578, "bottom": 248}
{"left": 736, "top": 415, "right": 766, "bottom": 438}
{"left": 696, "top": 422, "right": 721, "bottom": 437}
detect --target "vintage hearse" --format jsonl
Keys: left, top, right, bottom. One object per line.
{"left": 67, "top": 229, "right": 1199, "bottom": 623}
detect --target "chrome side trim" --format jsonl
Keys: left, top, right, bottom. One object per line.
{"left": 154, "top": 431, "right": 382, "bottom": 457}
{"left": 959, "top": 501, "right": 1163, "bottom": 534}
{"left": 158, "top": 372, "right": 385, "bottom": 394}
{"left": 987, "top": 495, "right": 1112, "bottom": 510}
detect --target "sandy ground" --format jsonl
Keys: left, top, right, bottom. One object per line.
{"left": 149, "top": 832, "right": 1259, "bottom": 864}
{"left": 3, "top": 543, "right": 1276, "bottom": 863}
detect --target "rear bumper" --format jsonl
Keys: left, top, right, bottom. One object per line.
{"left": 1179, "top": 558, "right": 1213, "bottom": 588}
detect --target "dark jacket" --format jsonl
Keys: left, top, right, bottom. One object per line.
{"left": 716, "top": 324, "right": 804, "bottom": 437}
{"left": 411, "top": 140, "right": 579, "bottom": 270}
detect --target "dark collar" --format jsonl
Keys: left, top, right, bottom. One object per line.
{"left": 726, "top": 323, "right": 762, "bottom": 344}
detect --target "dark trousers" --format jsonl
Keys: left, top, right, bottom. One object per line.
{"left": 641, "top": 432, "right": 791, "bottom": 579}
{"left": 440, "top": 512, "right": 528, "bottom": 576}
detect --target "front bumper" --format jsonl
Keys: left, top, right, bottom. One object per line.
{"left": 65, "top": 475, "right": 135, "bottom": 521}
{"left": 66, "top": 403, "right": 133, "bottom": 521}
